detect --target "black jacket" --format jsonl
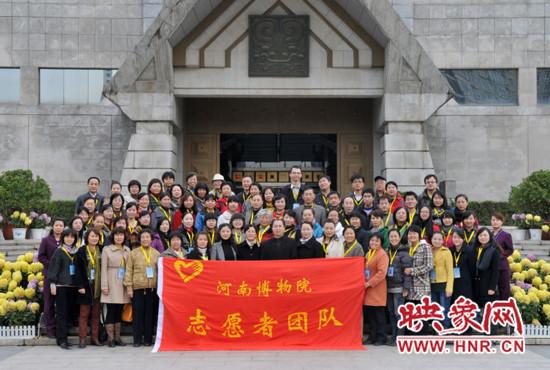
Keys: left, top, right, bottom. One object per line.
{"left": 450, "top": 245, "right": 474, "bottom": 301}
{"left": 75, "top": 192, "right": 104, "bottom": 213}
{"left": 47, "top": 246, "right": 82, "bottom": 288}
{"left": 473, "top": 244, "right": 500, "bottom": 306}
{"left": 74, "top": 245, "right": 100, "bottom": 305}
{"left": 260, "top": 236, "right": 298, "bottom": 260}
{"left": 297, "top": 238, "right": 325, "bottom": 259}
{"left": 236, "top": 241, "right": 262, "bottom": 260}
{"left": 386, "top": 244, "right": 413, "bottom": 291}
{"left": 354, "top": 228, "right": 370, "bottom": 254}
{"left": 186, "top": 247, "right": 211, "bottom": 260}
{"left": 279, "top": 184, "right": 305, "bottom": 210}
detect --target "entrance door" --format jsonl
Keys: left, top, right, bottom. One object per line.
{"left": 220, "top": 134, "right": 337, "bottom": 191}
{"left": 184, "top": 133, "right": 219, "bottom": 184}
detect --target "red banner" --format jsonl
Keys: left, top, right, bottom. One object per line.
{"left": 153, "top": 258, "right": 366, "bottom": 351}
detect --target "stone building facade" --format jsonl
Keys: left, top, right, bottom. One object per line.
{"left": 0, "top": 0, "right": 549, "bottom": 201}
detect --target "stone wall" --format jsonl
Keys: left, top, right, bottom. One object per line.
{"left": 0, "top": 0, "right": 143, "bottom": 199}
{"left": 392, "top": 0, "right": 550, "bottom": 200}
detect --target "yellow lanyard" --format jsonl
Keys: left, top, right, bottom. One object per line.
{"left": 389, "top": 248, "right": 398, "bottom": 266}
{"left": 353, "top": 196, "right": 363, "bottom": 207}
{"left": 366, "top": 249, "right": 376, "bottom": 266}
{"left": 140, "top": 246, "right": 152, "bottom": 266}
{"left": 322, "top": 194, "right": 329, "bottom": 207}
{"left": 398, "top": 222, "right": 410, "bottom": 235}
{"left": 61, "top": 247, "right": 74, "bottom": 263}
{"left": 128, "top": 221, "right": 136, "bottom": 234}
{"left": 344, "top": 218, "right": 351, "bottom": 226}
{"left": 186, "top": 230, "right": 195, "bottom": 244}
{"left": 322, "top": 239, "right": 332, "bottom": 254}
{"left": 477, "top": 247, "right": 483, "bottom": 261}
{"left": 384, "top": 212, "right": 391, "bottom": 227}
{"left": 150, "top": 193, "right": 160, "bottom": 206}
{"left": 249, "top": 211, "right": 256, "bottom": 224}
{"left": 258, "top": 226, "right": 270, "bottom": 243}
{"left": 409, "top": 242, "right": 420, "bottom": 257}
{"left": 292, "top": 188, "right": 300, "bottom": 202}
{"left": 118, "top": 247, "right": 126, "bottom": 268}
{"left": 159, "top": 207, "right": 172, "bottom": 222}
{"left": 421, "top": 227, "right": 426, "bottom": 239}
{"left": 234, "top": 231, "right": 242, "bottom": 244}
{"left": 210, "top": 231, "right": 216, "bottom": 245}
{"left": 344, "top": 240, "right": 358, "bottom": 257}
{"left": 86, "top": 245, "right": 97, "bottom": 269}
{"left": 287, "top": 228, "right": 296, "bottom": 239}
{"left": 408, "top": 210, "right": 416, "bottom": 224}
{"left": 99, "top": 232, "right": 104, "bottom": 246}
{"left": 242, "top": 193, "right": 250, "bottom": 203}
{"left": 465, "top": 230, "right": 475, "bottom": 244}
{"left": 445, "top": 228, "right": 453, "bottom": 244}
{"left": 454, "top": 250, "right": 462, "bottom": 267}
{"left": 199, "top": 250, "right": 209, "bottom": 260}
{"left": 389, "top": 196, "right": 397, "bottom": 211}
{"left": 434, "top": 208, "right": 444, "bottom": 217}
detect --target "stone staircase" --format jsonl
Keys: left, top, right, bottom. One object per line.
{"left": 0, "top": 240, "right": 41, "bottom": 261}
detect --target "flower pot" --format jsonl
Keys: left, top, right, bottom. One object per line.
{"left": 2, "top": 223, "right": 14, "bottom": 240}
{"left": 30, "top": 228, "right": 46, "bottom": 240}
{"left": 529, "top": 229, "right": 542, "bottom": 241}
{"left": 12, "top": 228, "right": 27, "bottom": 240}
{"left": 511, "top": 228, "right": 529, "bottom": 241}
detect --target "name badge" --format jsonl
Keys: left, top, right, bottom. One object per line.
{"left": 69, "top": 264, "right": 75, "bottom": 276}
{"left": 90, "top": 268, "right": 95, "bottom": 280}
{"left": 364, "top": 269, "right": 371, "bottom": 280}
{"left": 453, "top": 267, "right": 461, "bottom": 279}
{"left": 387, "top": 266, "right": 395, "bottom": 277}
{"left": 118, "top": 267, "right": 125, "bottom": 279}
{"left": 292, "top": 203, "right": 300, "bottom": 210}
{"left": 430, "top": 270, "right": 436, "bottom": 281}
{"left": 146, "top": 266, "right": 154, "bottom": 279}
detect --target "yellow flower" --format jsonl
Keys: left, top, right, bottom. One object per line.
{"left": 512, "top": 272, "right": 524, "bottom": 281}
{"left": 24, "top": 252, "right": 34, "bottom": 263}
{"left": 532, "top": 277, "right": 543, "bottom": 287}
{"left": 24, "top": 218, "right": 32, "bottom": 226}
{"left": 540, "top": 283, "right": 548, "bottom": 292}
{"left": 526, "top": 214, "right": 534, "bottom": 221}
{"left": 15, "top": 300, "right": 26, "bottom": 312}
{"left": 30, "top": 262, "right": 43, "bottom": 273}
{"left": 11, "top": 211, "right": 20, "bottom": 219}
{"left": 512, "top": 250, "right": 521, "bottom": 261}
{"left": 534, "top": 215, "right": 541, "bottom": 222}
{"left": 8, "top": 280, "right": 18, "bottom": 291}
{"left": 0, "top": 270, "right": 11, "bottom": 280}
{"left": 7, "top": 300, "right": 17, "bottom": 312}
{"left": 19, "top": 212, "right": 27, "bottom": 220}
{"left": 13, "top": 287, "right": 25, "bottom": 299}
{"left": 0, "top": 259, "right": 4, "bottom": 269}
{"left": 24, "top": 288, "right": 35, "bottom": 299}
{"left": 30, "top": 302, "right": 40, "bottom": 314}
{"left": 510, "top": 263, "right": 522, "bottom": 273}
{"left": 11, "top": 271, "right": 22, "bottom": 283}
{"left": 532, "top": 318, "right": 542, "bottom": 326}
{"left": 0, "top": 278, "right": 8, "bottom": 289}
{"left": 543, "top": 225, "right": 550, "bottom": 233}
{"left": 35, "top": 272, "right": 43, "bottom": 282}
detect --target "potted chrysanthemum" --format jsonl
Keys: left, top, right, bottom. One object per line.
{"left": 28, "top": 212, "right": 51, "bottom": 240}
{"left": 9, "top": 211, "right": 32, "bottom": 240}
{"left": 526, "top": 214, "right": 543, "bottom": 241}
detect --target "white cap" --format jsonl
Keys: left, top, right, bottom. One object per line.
{"left": 212, "top": 173, "right": 224, "bottom": 181}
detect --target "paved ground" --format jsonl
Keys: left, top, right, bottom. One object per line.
{"left": 0, "top": 345, "right": 549, "bottom": 370}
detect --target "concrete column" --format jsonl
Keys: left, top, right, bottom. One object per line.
{"left": 381, "top": 121, "right": 435, "bottom": 194}
{"left": 119, "top": 121, "right": 178, "bottom": 187}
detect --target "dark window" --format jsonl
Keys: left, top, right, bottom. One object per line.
{"left": 441, "top": 69, "right": 518, "bottom": 105}
{"left": 537, "top": 68, "right": 550, "bottom": 104}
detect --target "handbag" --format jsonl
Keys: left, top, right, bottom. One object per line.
{"left": 122, "top": 303, "right": 133, "bottom": 323}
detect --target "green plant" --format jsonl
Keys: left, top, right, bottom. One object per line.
{"left": 46, "top": 200, "right": 76, "bottom": 223}
{"left": 468, "top": 201, "right": 514, "bottom": 226}
{"left": 0, "top": 170, "right": 51, "bottom": 216}
{"left": 509, "top": 170, "right": 550, "bottom": 220}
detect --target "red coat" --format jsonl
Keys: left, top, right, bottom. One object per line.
{"left": 389, "top": 194, "right": 404, "bottom": 213}
{"left": 364, "top": 248, "right": 389, "bottom": 306}
{"left": 172, "top": 209, "right": 196, "bottom": 230}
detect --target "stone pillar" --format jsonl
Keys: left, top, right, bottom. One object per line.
{"left": 120, "top": 121, "right": 177, "bottom": 187}
{"left": 381, "top": 121, "right": 435, "bottom": 194}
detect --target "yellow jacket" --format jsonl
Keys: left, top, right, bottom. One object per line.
{"left": 432, "top": 246, "right": 454, "bottom": 294}
{"left": 123, "top": 246, "right": 160, "bottom": 291}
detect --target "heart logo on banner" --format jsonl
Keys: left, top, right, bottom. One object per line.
{"left": 174, "top": 260, "right": 204, "bottom": 283}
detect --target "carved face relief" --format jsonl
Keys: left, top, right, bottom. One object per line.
{"left": 249, "top": 15, "right": 309, "bottom": 77}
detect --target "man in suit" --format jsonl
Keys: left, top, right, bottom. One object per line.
{"left": 75, "top": 176, "right": 105, "bottom": 213}
{"left": 279, "top": 166, "right": 305, "bottom": 210}
{"left": 295, "top": 187, "right": 327, "bottom": 226}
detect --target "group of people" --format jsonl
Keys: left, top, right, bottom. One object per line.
{"left": 38, "top": 166, "right": 513, "bottom": 349}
